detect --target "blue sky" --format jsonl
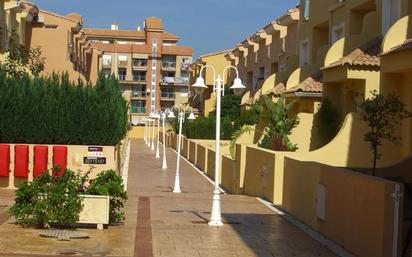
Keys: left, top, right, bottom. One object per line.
{"left": 32, "top": 0, "right": 296, "bottom": 58}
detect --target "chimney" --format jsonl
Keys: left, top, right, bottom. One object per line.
{"left": 137, "top": 24, "right": 141, "bottom": 31}
{"left": 111, "top": 24, "right": 118, "bottom": 30}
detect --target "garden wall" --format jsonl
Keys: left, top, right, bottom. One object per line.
{"left": 0, "top": 144, "right": 116, "bottom": 189}
{"left": 163, "top": 132, "right": 403, "bottom": 257}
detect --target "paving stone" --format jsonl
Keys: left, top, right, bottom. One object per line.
{"left": 0, "top": 140, "right": 338, "bottom": 257}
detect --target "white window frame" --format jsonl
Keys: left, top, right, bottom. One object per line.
{"left": 299, "top": 39, "right": 309, "bottom": 67}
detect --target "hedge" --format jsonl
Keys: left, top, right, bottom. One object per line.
{"left": 0, "top": 70, "right": 128, "bottom": 146}
{"left": 175, "top": 116, "right": 236, "bottom": 140}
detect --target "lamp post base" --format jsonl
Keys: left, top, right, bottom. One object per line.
{"left": 208, "top": 220, "right": 223, "bottom": 226}
{"left": 162, "top": 161, "right": 167, "bottom": 170}
{"left": 209, "top": 189, "right": 223, "bottom": 226}
{"left": 173, "top": 175, "right": 181, "bottom": 193}
{"left": 156, "top": 150, "right": 160, "bottom": 158}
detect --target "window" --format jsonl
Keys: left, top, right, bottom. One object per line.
{"left": 132, "top": 85, "right": 146, "bottom": 97}
{"left": 299, "top": 40, "right": 309, "bottom": 67}
{"left": 118, "top": 69, "right": 127, "bottom": 81}
{"left": 258, "top": 67, "right": 265, "bottom": 80}
{"left": 304, "top": 0, "right": 310, "bottom": 20}
{"left": 133, "top": 58, "right": 147, "bottom": 67}
{"left": 331, "top": 23, "right": 345, "bottom": 44}
{"left": 118, "top": 55, "right": 128, "bottom": 67}
{"left": 382, "top": 0, "right": 401, "bottom": 34}
{"left": 132, "top": 71, "right": 146, "bottom": 82}
{"left": 131, "top": 100, "right": 146, "bottom": 114}
{"left": 162, "top": 55, "right": 176, "bottom": 69}
{"left": 181, "top": 57, "right": 190, "bottom": 64}
{"left": 102, "top": 55, "right": 112, "bottom": 67}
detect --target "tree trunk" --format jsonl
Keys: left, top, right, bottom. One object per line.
{"left": 372, "top": 145, "right": 378, "bottom": 176}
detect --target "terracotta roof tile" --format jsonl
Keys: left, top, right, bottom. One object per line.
{"left": 265, "top": 83, "right": 286, "bottom": 96}
{"left": 323, "top": 37, "right": 381, "bottom": 69}
{"left": 380, "top": 38, "right": 412, "bottom": 56}
{"left": 285, "top": 71, "right": 323, "bottom": 94}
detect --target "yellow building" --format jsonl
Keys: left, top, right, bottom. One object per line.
{"left": 0, "top": 1, "right": 92, "bottom": 81}
{"left": 379, "top": 0, "right": 412, "bottom": 162}
{"left": 189, "top": 49, "right": 233, "bottom": 116}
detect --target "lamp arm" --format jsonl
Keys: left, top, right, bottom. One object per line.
{"left": 199, "top": 64, "right": 217, "bottom": 90}
{"left": 222, "top": 65, "right": 239, "bottom": 86}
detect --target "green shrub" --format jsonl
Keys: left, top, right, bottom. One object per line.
{"left": 0, "top": 70, "right": 128, "bottom": 146}
{"left": 10, "top": 170, "right": 87, "bottom": 228}
{"left": 10, "top": 169, "right": 128, "bottom": 227}
{"left": 86, "top": 170, "right": 128, "bottom": 223}
{"left": 313, "top": 98, "right": 340, "bottom": 146}
{"left": 237, "top": 108, "right": 259, "bottom": 127}
{"left": 181, "top": 116, "right": 235, "bottom": 140}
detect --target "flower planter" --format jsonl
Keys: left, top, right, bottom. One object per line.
{"left": 78, "top": 195, "right": 110, "bottom": 230}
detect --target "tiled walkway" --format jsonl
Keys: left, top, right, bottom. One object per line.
{"left": 0, "top": 140, "right": 338, "bottom": 257}
{"left": 130, "top": 140, "right": 337, "bottom": 257}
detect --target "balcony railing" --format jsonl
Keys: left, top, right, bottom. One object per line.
{"left": 161, "top": 92, "right": 175, "bottom": 99}
{"left": 132, "top": 91, "right": 146, "bottom": 98}
{"left": 162, "top": 61, "right": 176, "bottom": 69}
{"left": 102, "top": 62, "right": 112, "bottom": 69}
{"left": 133, "top": 75, "right": 146, "bottom": 82}
{"left": 161, "top": 77, "right": 189, "bottom": 85}
{"left": 118, "top": 60, "right": 128, "bottom": 67}
{"left": 131, "top": 106, "right": 146, "bottom": 114}
{"left": 175, "top": 77, "right": 189, "bottom": 84}
{"left": 133, "top": 60, "right": 148, "bottom": 67}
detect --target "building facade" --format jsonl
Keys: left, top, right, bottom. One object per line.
{"left": 84, "top": 17, "right": 193, "bottom": 124}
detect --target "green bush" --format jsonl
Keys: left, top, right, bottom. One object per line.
{"left": 181, "top": 116, "right": 235, "bottom": 140}
{"left": 10, "top": 169, "right": 128, "bottom": 227}
{"left": 313, "top": 98, "right": 340, "bottom": 146}
{"left": 0, "top": 70, "right": 128, "bottom": 146}
{"left": 86, "top": 170, "right": 128, "bottom": 223}
{"left": 10, "top": 170, "right": 87, "bottom": 227}
{"left": 236, "top": 108, "right": 259, "bottom": 127}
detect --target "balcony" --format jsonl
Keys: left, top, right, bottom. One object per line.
{"left": 160, "top": 92, "right": 175, "bottom": 101}
{"left": 132, "top": 60, "right": 148, "bottom": 70}
{"left": 132, "top": 91, "right": 146, "bottom": 99}
{"left": 118, "top": 60, "right": 128, "bottom": 68}
{"left": 162, "top": 61, "right": 176, "bottom": 71}
{"left": 175, "top": 77, "right": 189, "bottom": 85}
{"left": 133, "top": 75, "right": 146, "bottom": 82}
{"left": 131, "top": 106, "right": 146, "bottom": 114}
{"left": 102, "top": 61, "right": 112, "bottom": 69}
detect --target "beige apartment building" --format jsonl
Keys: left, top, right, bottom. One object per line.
{"left": 84, "top": 17, "right": 193, "bottom": 124}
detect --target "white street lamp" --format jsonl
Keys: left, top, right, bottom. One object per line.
{"left": 147, "top": 116, "right": 152, "bottom": 147}
{"left": 168, "top": 106, "right": 196, "bottom": 193}
{"left": 191, "top": 65, "right": 246, "bottom": 227}
{"left": 151, "top": 113, "right": 156, "bottom": 151}
{"left": 155, "top": 112, "right": 161, "bottom": 159}
{"left": 161, "top": 111, "right": 168, "bottom": 170}
{"left": 143, "top": 117, "right": 147, "bottom": 144}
